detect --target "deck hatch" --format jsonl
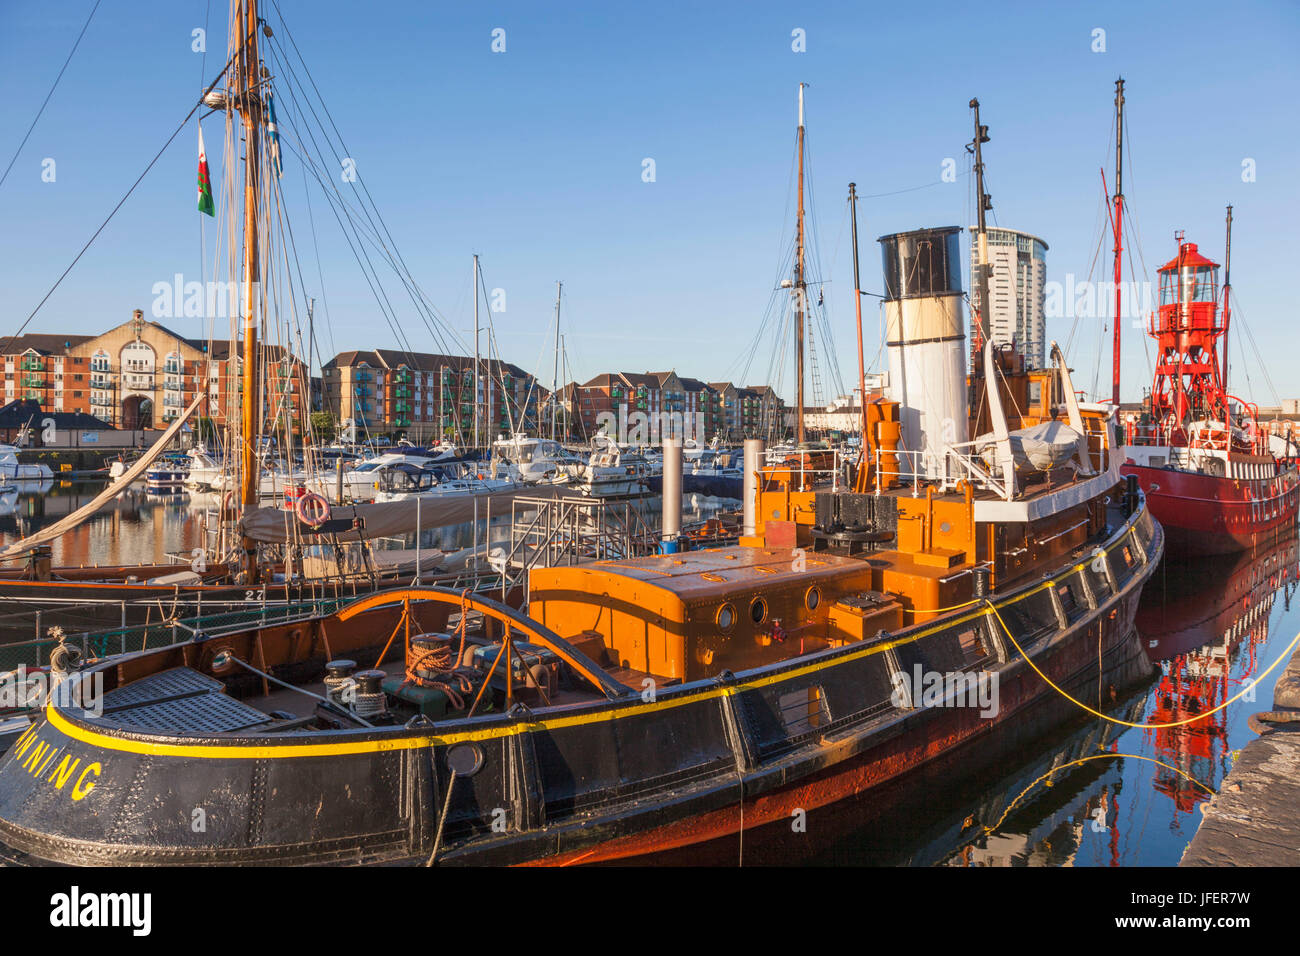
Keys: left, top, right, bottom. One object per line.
{"left": 99, "top": 666, "right": 274, "bottom": 734}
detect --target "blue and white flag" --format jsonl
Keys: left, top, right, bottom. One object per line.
{"left": 266, "top": 93, "right": 283, "bottom": 178}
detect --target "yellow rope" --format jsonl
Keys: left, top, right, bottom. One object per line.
{"left": 904, "top": 598, "right": 979, "bottom": 617}
{"left": 983, "top": 752, "right": 1216, "bottom": 835}
{"left": 986, "top": 600, "right": 1300, "bottom": 730}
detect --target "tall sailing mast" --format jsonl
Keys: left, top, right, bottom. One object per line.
{"left": 1111, "top": 78, "right": 1125, "bottom": 406}
{"left": 794, "top": 83, "right": 807, "bottom": 447}
{"left": 473, "top": 253, "right": 480, "bottom": 448}
{"left": 551, "top": 280, "right": 562, "bottom": 441}
{"left": 234, "top": 0, "right": 263, "bottom": 581}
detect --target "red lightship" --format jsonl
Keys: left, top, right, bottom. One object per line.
{"left": 1123, "top": 217, "right": 1299, "bottom": 555}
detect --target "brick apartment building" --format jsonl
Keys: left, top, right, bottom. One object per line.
{"left": 562, "top": 372, "right": 786, "bottom": 442}
{"left": 321, "top": 349, "right": 542, "bottom": 443}
{"left": 0, "top": 310, "right": 307, "bottom": 434}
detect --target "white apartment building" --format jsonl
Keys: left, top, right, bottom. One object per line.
{"left": 970, "top": 227, "right": 1048, "bottom": 369}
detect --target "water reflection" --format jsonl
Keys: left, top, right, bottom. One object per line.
{"left": 0, "top": 481, "right": 736, "bottom": 564}
{"left": 925, "top": 526, "right": 1297, "bottom": 866}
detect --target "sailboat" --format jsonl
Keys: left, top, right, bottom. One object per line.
{"left": 0, "top": 3, "right": 413, "bottom": 637}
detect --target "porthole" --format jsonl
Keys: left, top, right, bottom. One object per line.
{"left": 750, "top": 597, "right": 768, "bottom": 624}
{"left": 805, "top": 586, "right": 821, "bottom": 610}
{"left": 716, "top": 603, "right": 736, "bottom": 632}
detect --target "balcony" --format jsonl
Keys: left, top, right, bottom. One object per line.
{"left": 20, "top": 358, "right": 46, "bottom": 371}
{"left": 20, "top": 376, "right": 44, "bottom": 389}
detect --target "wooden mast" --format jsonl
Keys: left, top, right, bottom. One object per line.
{"left": 1111, "top": 78, "right": 1125, "bottom": 406}
{"left": 235, "top": 0, "right": 262, "bottom": 581}
{"left": 794, "top": 83, "right": 806, "bottom": 447}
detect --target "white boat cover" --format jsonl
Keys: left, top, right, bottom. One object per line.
{"left": 975, "top": 420, "right": 1084, "bottom": 476}
{"left": 240, "top": 483, "right": 574, "bottom": 544}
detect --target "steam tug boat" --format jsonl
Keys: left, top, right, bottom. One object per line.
{"left": 1123, "top": 220, "right": 1300, "bottom": 555}
{"left": 0, "top": 209, "right": 1163, "bottom": 863}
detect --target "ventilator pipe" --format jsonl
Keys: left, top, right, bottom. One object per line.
{"left": 743, "top": 439, "right": 766, "bottom": 537}
{"left": 661, "top": 437, "right": 682, "bottom": 550}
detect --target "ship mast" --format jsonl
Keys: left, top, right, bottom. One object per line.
{"left": 969, "top": 99, "right": 992, "bottom": 360}
{"left": 473, "top": 254, "right": 480, "bottom": 448}
{"left": 1222, "top": 204, "right": 1233, "bottom": 397}
{"left": 849, "top": 182, "right": 869, "bottom": 491}
{"left": 551, "top": 280, "right": 562, "bottom": 441}
{"left": 1111, "top": 78, "right": 1125, "bottom": 406}
{"left": 235, "top": 0, "right": 263, "bottom": 581}
{"left": 794, "top": 82, "right": 807, "bottom": 447}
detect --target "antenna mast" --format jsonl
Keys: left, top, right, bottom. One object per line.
{"left": 1111, "top": 78, "right": 1125, "bottom": 406}
{"left": 849, "top": 182, "right": 869, "bottom": 491}
{"left": 969, "top": 99, "right": 992, "bottom": 362}
{"left": 1222, "top": 204, "right": 1233, "bottom": 396}
{"left": 794, "top": 82, "right": 807, "bottom": 447}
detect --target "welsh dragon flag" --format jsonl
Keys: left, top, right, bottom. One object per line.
{"left": 197, "top": 127, "right": 215, "bottom": 217}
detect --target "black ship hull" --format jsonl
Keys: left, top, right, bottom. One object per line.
{"left": 0, "top": 503, "right": 1161, "bottom": 866}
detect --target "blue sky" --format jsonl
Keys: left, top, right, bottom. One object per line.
{"left": 1, "top": 0, "right": 1297, "bottom": 404}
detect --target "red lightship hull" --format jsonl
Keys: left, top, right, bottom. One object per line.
{"left": 1122, "top": 461, "right": 1299, "bottom": 556}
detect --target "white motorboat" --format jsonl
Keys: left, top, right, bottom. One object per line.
{"left": 492, "top": 434, "right": 583, "bottom": 485}
{"left": 372, "top": 460, "right": 520, "bottom": 502}
{"left": 0, "top": 445, "right": 52, "bottom": 482}
{"left": 573, "top": 440, "right": 654, "bottom": 497}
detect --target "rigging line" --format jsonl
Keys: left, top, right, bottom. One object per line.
{"left": 285, "top": 125, "right": 460, "bottom": 361}
{"left": 264, "top": 49, "right": 456, "bottom": 363}
{"left": 1063, "top": 185, "right": 1112, "bottom": 359}
{"left": 265, "top": 43, "right": 460, "bottom": 361}
{"left": 476, "top": 261, "right": 520, "bottom": 436}
{"left": 293, "top": 140, "right": 421, "bottom": 366}
{"left": 263, "top": 9, "right": 462, "bottom": 352}
{"left": 857, "top": 170, "right": 971, "bottom": 199}
{"left": 1, "top": 57, "right": 240, "bottom": 357}
{"left": 298, "top": 146, "right": 336, "bottom": 366}
{"left": 0, "top": 0, "right": 104, "bottom": 192}
{"left": 271, "top": 112, "right": 420, "bottom": 360}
